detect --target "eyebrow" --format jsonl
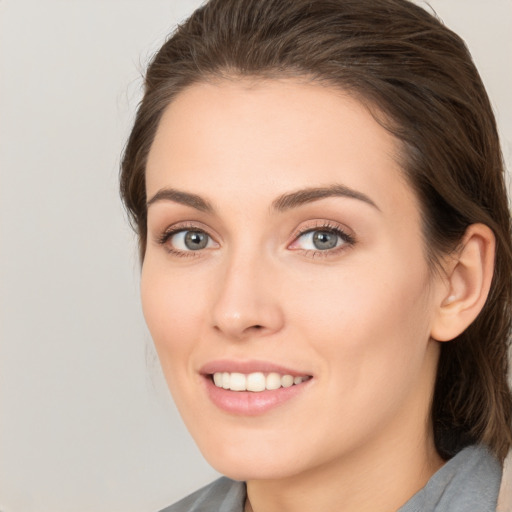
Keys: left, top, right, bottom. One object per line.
{"left": 271, "top": 184, "right": 380, "bottom": 212}
{"left": 146, "top": 188, "right": 214, "bottom": 213}
{"left": 146, "top": 184, "right": 379, "bottom": 213}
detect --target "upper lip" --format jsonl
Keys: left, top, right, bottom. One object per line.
{"left": 200, "top": 359, "right": 312, "bottom": 377}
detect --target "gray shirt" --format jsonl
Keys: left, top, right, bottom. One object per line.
{"left": 160, "top": 445, "right": 501, "bottom": 512}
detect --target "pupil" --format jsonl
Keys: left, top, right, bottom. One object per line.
{"left": 184, "top": 231, "right": 208, "bottom": 250}
{"left": 313, "top": 231, "right": 337, "bottom": 250}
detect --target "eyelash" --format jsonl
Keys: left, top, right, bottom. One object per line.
{"left": 156, "top": 221, "right": 356, "bottom": 259}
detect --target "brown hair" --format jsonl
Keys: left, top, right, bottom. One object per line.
{"left": 120, "top": 0, "right": 512, "bottom": 462}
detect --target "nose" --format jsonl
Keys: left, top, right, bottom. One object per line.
{"left": 210, "top": 252, "right": 285, "bottom": 340}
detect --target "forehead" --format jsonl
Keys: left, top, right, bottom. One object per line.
{"left": 146, "top": 78, "right": 416, "bottom": 217}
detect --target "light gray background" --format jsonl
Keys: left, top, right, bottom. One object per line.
{"left": 0, "top": 1, "right": 511, "bottom": 511}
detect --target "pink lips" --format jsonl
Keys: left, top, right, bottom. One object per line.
{"left": 200, "top": 360, "right": 312, "bottom": 416}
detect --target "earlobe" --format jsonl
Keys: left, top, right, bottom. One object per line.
{"left": 430, "top": 223, "right": 495, "bottom": 342}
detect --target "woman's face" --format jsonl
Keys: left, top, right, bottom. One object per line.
{"left": 142, "top": 79, "right": 444, "bottom": 480}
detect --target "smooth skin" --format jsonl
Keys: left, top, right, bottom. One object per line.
{"left": 141, "top": 78, "right": 495, "bottom": 512}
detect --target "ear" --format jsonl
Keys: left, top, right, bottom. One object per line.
{"left": 430, "top": 223, "right": 495, "bottom": 342}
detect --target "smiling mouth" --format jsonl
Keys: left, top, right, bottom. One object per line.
{"left": 211, "top": 372, "right": 312, "bottom": 392}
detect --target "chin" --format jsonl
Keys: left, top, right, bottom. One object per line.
{"left": 190, "top": 427, "right": 320, "bottom": 482}
{"left": 206, "top": 454, "right": 304, "bottom": 482}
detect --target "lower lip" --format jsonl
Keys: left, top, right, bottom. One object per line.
{"left": 204, "top": 376, "right": 311, "bottom": 416}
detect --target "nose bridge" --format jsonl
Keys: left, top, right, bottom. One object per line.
{"left": 211, "top": 242, "right": 283, "bottom": 339}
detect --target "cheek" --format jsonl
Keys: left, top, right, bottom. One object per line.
{"left": 283, "top": 266, "right": 435, "bottom": 448}
{"left": 140, "top": 260, "right": 207, "bottom": 363}
{"left": 290, "top": 261, "right": 430, "bottom": 335}
{"left": 284, "top": 249, "right": 434, "bottom": 383}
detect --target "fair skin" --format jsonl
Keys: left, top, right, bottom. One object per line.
{"left": 141, "top": 78, "right": 494, "bottom": 512}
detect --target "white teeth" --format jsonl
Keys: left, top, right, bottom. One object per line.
{"left": 229, "top": 372, "right": 247, "bottom": 391}
{"left": 266, "top": 372, "right": 281, "bottom": 390}
{"left": 212, "top": 372, "right": 309, "bottom": 392}
{"left": 282, "top": 375, "right": 294, "bottom": 388}
{"left": 213, "top": 373, "right": 223, "bottom": 387}
{"left": 222, "top": 372, "right": 230, "bottom": 389}
{"left": 247, "top": 372, "right": 266, "bottom": 392}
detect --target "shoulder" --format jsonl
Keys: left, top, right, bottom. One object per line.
{"left": 399, "top": 445, "right": 502, "bottom": 512}
{"left": 158, "top": 477, "right": 246, "bottom": 512}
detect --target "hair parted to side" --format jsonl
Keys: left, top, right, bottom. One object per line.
{"left": 120, "top": 0, "right": 512, "bottom": 462}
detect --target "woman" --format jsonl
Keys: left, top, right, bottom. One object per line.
{"left": 120, "top": 0, "right": 512, "bottom": 510}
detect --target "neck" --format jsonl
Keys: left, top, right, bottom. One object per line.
{"left": 245, "top": 419, "right": 443, "bottom": 512}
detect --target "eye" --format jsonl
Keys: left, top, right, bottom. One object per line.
{"left": 173, "top": 230, "right": 212, "bottom": 250}
{"left": 300, "top": 230, "right": 340, "bottom": 250}
{"left": 159, "top": 228, "right": 218, "bottom": 255}
{"left": 289, "top": 224, "right": 355, "bottom": 254}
